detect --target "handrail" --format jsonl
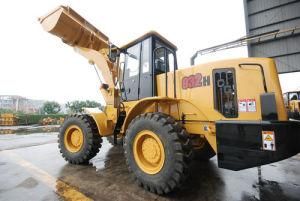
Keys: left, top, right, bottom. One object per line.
{"left": 191, "top": 26, "right": 300, "bottom": 65}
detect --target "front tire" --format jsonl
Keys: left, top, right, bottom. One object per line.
{"left": 124, "top": 113, "right": 193, "bottom": 194}
{"left": 58, "top": 114, "right": 102, "bottom": 164}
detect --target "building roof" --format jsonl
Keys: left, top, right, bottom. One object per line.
{"left": 0, "top": 95, "right": 26, "bottom": 100}
{"left": 121, "top": 31, "right": 177, "bottom": 50}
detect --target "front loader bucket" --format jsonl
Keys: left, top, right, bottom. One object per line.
{"left": 39, "top": 6, "right": 109, "bottom": 51}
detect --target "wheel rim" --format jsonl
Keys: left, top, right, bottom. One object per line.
{"left": 64, "top": 125, "right": 84, "bottom": 153}
{"left": 133, "top": 130, "right": 165, "bottom": 174}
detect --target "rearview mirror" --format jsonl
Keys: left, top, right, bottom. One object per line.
{"left": 109, "top": 44, "right": 119, "bottom": 63}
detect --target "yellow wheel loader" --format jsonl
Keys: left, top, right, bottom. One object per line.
{"left": 40, "top": 6, "right": 300, "bottom": 194}
{"left": 283, "top": 91, "right": 300, "bottom": 120}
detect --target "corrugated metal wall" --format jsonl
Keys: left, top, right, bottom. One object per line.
{"left": 244, "top": 0, "right": 300, "bottom": 73}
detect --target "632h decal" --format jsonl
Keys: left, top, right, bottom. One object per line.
{"left": 182, "top": 73, "right": 210, "bottom": 89}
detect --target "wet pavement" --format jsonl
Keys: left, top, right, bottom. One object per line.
{"left": 0, "top": 127, "right": 300, "bottom": 201}
{"left": 0, "top": 125, "right": 60, "bottom": 135}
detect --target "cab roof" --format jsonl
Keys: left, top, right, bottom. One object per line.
{"left": 121, "top": 31, "right": 177, "bottom": 51}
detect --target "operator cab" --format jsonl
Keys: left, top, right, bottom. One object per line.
{"left": 120, "top": 31, "right": 177, "bottom": 101}
{"left": 283, "top": 91, "right": 300, "bottom": 106}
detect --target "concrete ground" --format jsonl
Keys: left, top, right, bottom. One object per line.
{"left": 0, "top": 127, "right": 300, "bottom": 201}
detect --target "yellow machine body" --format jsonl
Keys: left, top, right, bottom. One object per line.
{"left": 283, "top": 91, "right": 300, "bottom": 119}
{"left": 289, "top": 100, "right": 300, "bottom": 113}
{"left": 39, "top": 5, "right": 287, "bottom": 147}
{"left": 40, "top": 6, "right": 300, "bottom": 172}
{"left": 119, "top": 58, "right": 287, "bottom": 152}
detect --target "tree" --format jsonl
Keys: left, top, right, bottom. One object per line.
{"left": 0, "top": 108, "right": 14, "bottom": 114}
{"left": 66, "top": 100, "right": 102, "bottom": 113}
{"left": 42, "top": 101, "right": 61, "bottom": 114}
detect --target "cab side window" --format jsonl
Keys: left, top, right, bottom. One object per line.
{"left": 214, "top": 69, "right": 238, "bottom": 118}
{"left": 154, "top": 48, "right": 166, "bottom": 74}
{"left": 153, "top": 44, "right": 176, "bottom": 74}
{"left": 125, "top": 43, "right": 141, "bottom": 78}
{"left": 289, "top": 93, "right": 298, "bottom": 101}
{"left": 283, "top": 93, "right": 288, "bottom": 105}
{"left": 168, "top": 51, "right": 175, "bottom": 72}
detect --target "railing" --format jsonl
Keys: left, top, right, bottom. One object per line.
{"left": 191, "top": 26, "right": 300, "bottom": 66}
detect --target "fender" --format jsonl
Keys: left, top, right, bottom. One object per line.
{"left": 83, "top": 108, "right": 114, "bottom": 136}
{"left": 122, "top": 97, "right": 210, "bottom": 133}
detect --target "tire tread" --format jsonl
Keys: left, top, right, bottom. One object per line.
{"left": 124, "top": 112, "right": 193, "bottom": 194}
{"left": 58, "top": 114, "right": 102, "bottom": 164}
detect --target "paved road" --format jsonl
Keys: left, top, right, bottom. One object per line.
{"left": 0, "top": 131, "right": 300, "bottom": 201}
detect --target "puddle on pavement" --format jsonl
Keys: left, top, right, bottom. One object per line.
{"left": 0, "top": 125, "right": 60, "bottom": 135}
{"left": 5, "top": 133, "right": 296, "bottom": 201}
{"left": 16, "top": 177, "right": 39, "bottom": 189}
{"left": 245, "top": 179, "right": 300, "bottom": 201}
{"left": 75, "top": 144, "right": 300, "bottom": 201}
{"left": 90, "top": 138, "right": 114, "bottom": 171}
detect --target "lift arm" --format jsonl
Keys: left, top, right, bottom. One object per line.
{"left": 39, "top": 6, "right": 119, "bottom": 105}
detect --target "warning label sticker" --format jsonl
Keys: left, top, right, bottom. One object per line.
{"left": 247, "top": 99, "right": 256, "bottom": 112}
{"left": 262, "top": 131, "right": 276, "bottom": 151}
{"left": 238, "top": 98, "right": 257, "bottom": 112}
{"left": 238, "top": 99, "right": 247, "bottom": 112}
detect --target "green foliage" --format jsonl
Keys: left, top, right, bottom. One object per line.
{"left": 18, "top": 114, "right": 66, "bottom": 125}
{"left": 0, "top": 108, "right": 27, "bottom": 115}
{"left": 42, "top": 101, "right": 61, "bottom": 114}
{"left": 0, "top": 108, "right": 14, "bottom": 114}
{"left": 66, "top": 100, "right": 102, "bottom": 113}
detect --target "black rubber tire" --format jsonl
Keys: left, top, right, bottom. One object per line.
{"left": 58, "top": 114, "right": 102, "bottom": 164}
{"left": 124, "top": 112, "right": 193, "bottom": 194}
{"left": 193, "top": 141, "right": 216, "bottom": 161}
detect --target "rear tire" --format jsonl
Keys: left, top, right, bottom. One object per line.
{"left": 124, "top": 113, "right": 193, "bottom": 194}
{"left": 58, "top": 114, "right": 102, "bottom": 164}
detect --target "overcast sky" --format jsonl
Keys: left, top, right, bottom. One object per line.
{"left": 0, "top": 0, "right": 299, "bottom": 104}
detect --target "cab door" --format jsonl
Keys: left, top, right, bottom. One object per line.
{"left": 139, "top": 38, "right": 153, "bottom": 99}
{"left": 123, "top": 43, "right": 141, "bottom": 101}
{"left": 153, "top": 43, "right": 177, "bottom": 97}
